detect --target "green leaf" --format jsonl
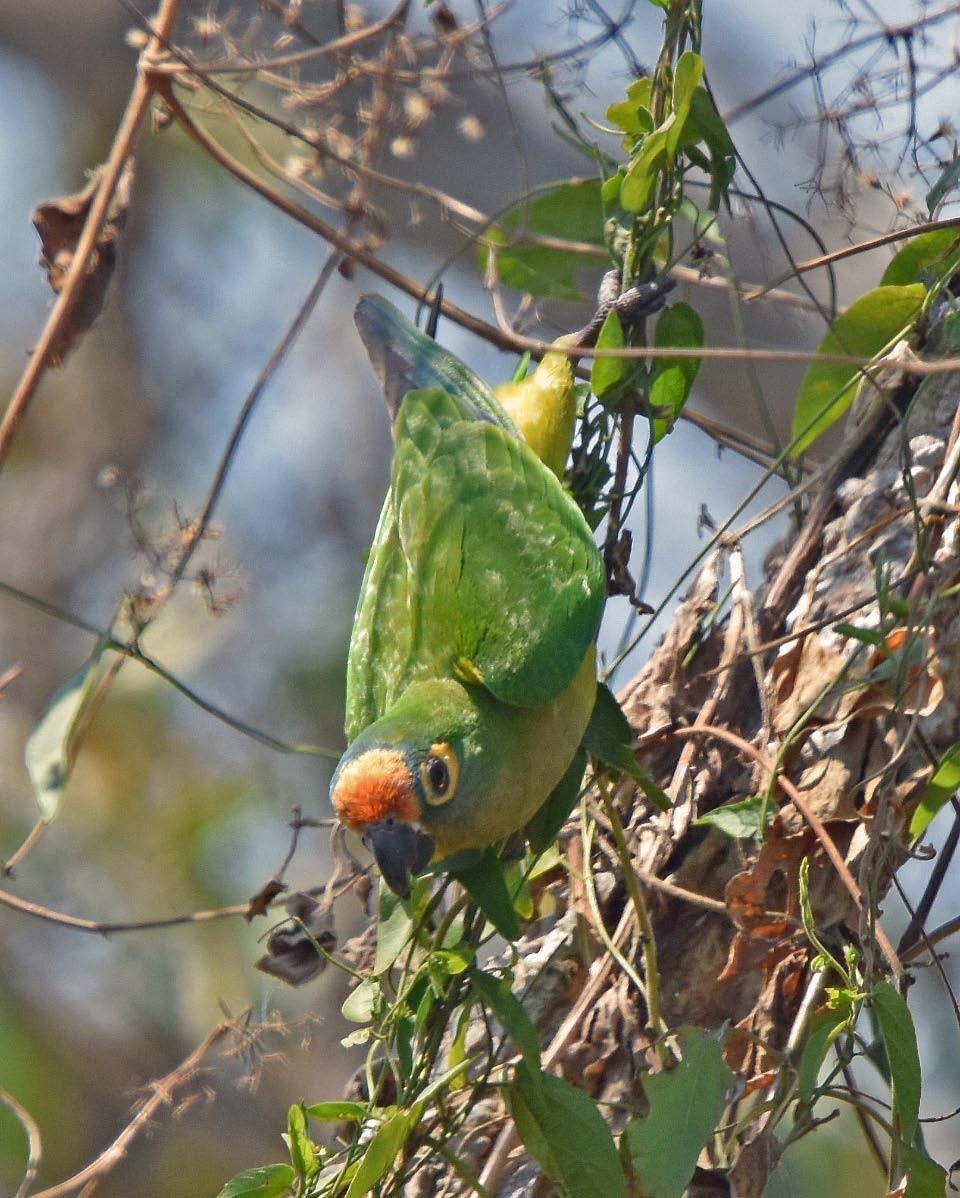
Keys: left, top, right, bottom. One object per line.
{"left": 480, "top": 179, "right": 605, "bottom": 300}
{"left": 25, "top": 648, "right": 106, "bottom": 821}
{"left": 650, "top": 302, "right": 704, "bottom": 441}
{"left": 590, "top": 309, "right": 626, "bottom": 399}
{"left": 342, "top": 977, "right": 380, "bottom": 1024}
{"left": 926, "top": 156, "right": 960, "bottom": 214}
{"left": 695, "top": 795, "right": 770, "bottom": 839}
{"left": 666, "top": 52, "right": 704, "bottom": 157}
{"left": 510, "top": 1060, "right": 628, "bottom": 1198}
{"left": 287, "top": 1103, "right": 319, "bottom": 1181}
{"left": 451, "top": 847, "right": 521, "bottom": 940}
{"left": 902, "top": 1145, "right": 948, "bottom": 1197}
{"left": 909, "top": 741, "right": 960, "bottom": 841}
{"left": 682, "top": 89, "right": 736, "bottom": 209}
{"left": 622, "top": 1028, "right": 734, "bottom": 1198}
{"left": 428, "top": 945, "right": 473, "bottom": 979}
{"left": 374, "top": 885, "right": 414, "bottom": 975}
{"left": 606, "top": 79, "right": 654, "bottom": 136}
{"left": 581, "top": 685, "right": 669, "bottom": 810}
{"left": 789, "top": 284, "right": 926, "bottom": 458}
{"left": 833, "top": 622, "right": 886, "bottom": 647}
{"left": 305, "top": 1101, "right": 368, "bottom": 1123}
{"left": 472, "top": 969, "right": 541, "bottom": 1071}
{"left": 881, "top": 228, "right": 960, "bottom": 286}
{"left": 343, "top": 1111, "right": 411, "bottom": 1198}
{"left": 215, "top": 1164, "right": 295, "bottom": 1198}
{"left": 796, "top": 1008, "right": 854, "bottom": 1102}
{"left": 871, "top": 981, "right": 921, "bottom": 1144}
{"left": 620, "top": 125, "right": 671, "bottom": 213}
{"left": 525, "top": 746, "right": 587, "bottom": 854}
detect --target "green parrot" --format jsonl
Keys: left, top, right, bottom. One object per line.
{"left": 330, "top": 296, "right": 605, "bottom": 897}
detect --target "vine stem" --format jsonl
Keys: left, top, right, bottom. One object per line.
{"left": 598, "top": 778, "right": 669, "bottom": 1063}
{"left": 0, "top": 0, "right": 183, "bottom": 471}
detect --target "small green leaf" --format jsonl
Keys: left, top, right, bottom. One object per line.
{"left": 695, "top": 795, "right": 770, "bottom": 839}
{"left": 510, "top": 1060, "right": 628, "bottom": 1198}
{"left": 926, "top": 156, "right": 960, "bottom": 214}
{"left": 287, "top": 1103, "right": 319, "bottom": 1181}
{"left": 582, "top": 685, "right": 670, "bottom": 810}
{"left": 305, "top": 1101, "right": 368, "bottom": 1123}
{"left": 606, "top": 79, "right": 654, "bottom": 135}
{"left": 909, "top": 741, "right": 960, "bottom": 841}
{"left": 525, "top": 746, "right": 587, "bottom": 853}
{"left": 343, "top": 1111, "right": 411, "bottom": 1198}
{"left": 25, "top": 648, "right": 106, "bottom": 821}
{"left": 620, "top": 126, "right": 670, "bottom": 213}
{"left": 374, "top": 886, "right": 414, "bottom": 975}
{"left": 622, "top": 1029, "right": 734, "bottom": 1198}
{"left": 666, "top": 52, "right": 704, "bottom": 157}
{"left": 591, "top": 309, "right": 626, "bottom": 399}
{"left": 472, "top": 969, "right": 541, "bottom": 1071}
{"left": 215, "top": 1164, "right": 295, "bottom": 1198}
{"left": 796, "top": 1008, "right": 854, "bottom": 1102}
{"left": 789, "top": 284, "right": 926, "bottom": 458}
{"left": 833, "top": 622, "right": 886, "bottom": 647}
{"left": 602, "top": 170, "right": 625, "bottom": 204}
{"left": 682, "top": 89, "right": 736, "bottom": 209}
{"left": 650, "top": 302, "right": 704, "bottom": 441}
{"left": 902, "top": 1144, "right": 948, "bottom": 1197}
{"left": 881, "top": 228, "right": 960, "bottom": 286}
{"left": 428, "top": 945, "right": 473, "bottom": 978}
{"left": 871, "top": 981, "right": 921, "bottom": 1144}
{"left": 451, "top": 847, "right": 521, "bottom": 940}
{"left": 342, "top": 977, "right": 380, "bottom": 1024}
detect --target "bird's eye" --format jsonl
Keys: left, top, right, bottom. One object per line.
{"left": 419, "top": 742, "right": 459, "bottom": 806}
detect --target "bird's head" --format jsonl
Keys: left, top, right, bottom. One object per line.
{"left": 330, "top": 733, "right": 462, "bottom": 897}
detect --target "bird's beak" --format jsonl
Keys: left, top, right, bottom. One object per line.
{"left": 363, "top": 819, "right": 435, "bottom": 899}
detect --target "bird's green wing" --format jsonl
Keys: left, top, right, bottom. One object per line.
{"left": 346, "top": 388, "right": 604, "bottom": 736}
{"left": 344, "top": 390, "right": 466, "bottom": 738}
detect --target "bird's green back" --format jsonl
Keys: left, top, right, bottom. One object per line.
{"left": 345, "top": 382, "right": 605, "bottom": 740}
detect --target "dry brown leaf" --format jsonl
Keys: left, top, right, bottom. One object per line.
{"left": 32, "top": 158, "right": 135, "bottom": 364}
{"left": 770, "top": 635, "right": 851, "bottom": 734}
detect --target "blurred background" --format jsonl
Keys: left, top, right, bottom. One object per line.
{"left": 0, "top": 2, "right": 957, "bottom": 1194}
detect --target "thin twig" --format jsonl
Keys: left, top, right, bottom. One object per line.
{"left": 0, "top": 886, "right": 250, "bottom": 934}
{"left": 27, "top": 1021, "right": 233, "bottom": 1198}
{"left": 0, "top": 1084, "right": 43, "bottom": 1198}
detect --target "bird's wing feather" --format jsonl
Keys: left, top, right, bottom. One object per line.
{"left": 345, "top": 387, "right": 604, "bottom": 736}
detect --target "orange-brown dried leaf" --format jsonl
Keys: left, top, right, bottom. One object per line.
{"left": 32, "top": 159, "right": 135, "bottom": 365}
{"left": 725, "top": 818, "right": 814, "bottom": 929}
{"left": 723, "top": 946, "right": 806, "bottom": 1078}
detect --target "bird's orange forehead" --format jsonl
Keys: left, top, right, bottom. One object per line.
{"left": 332, "top": 748, "right": 421, "bottom": 829}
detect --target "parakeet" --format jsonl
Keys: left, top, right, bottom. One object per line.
{"left": 330, "top": 296, "right": 605, "bottom": 897}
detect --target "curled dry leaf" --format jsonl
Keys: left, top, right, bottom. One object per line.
{"left": 32, "top": 158, "right": 135, "bottom": 364}
{"left": 255, "top": 891, "right": 336, "bottom": 986}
